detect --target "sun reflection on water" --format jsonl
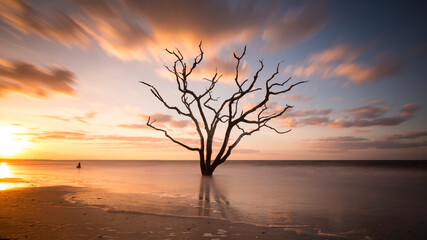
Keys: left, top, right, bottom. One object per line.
{"left": 0, "top": 183, "right": 13, "bottom": 190}
{"left": 0, "top": 162, "right": 12, "bottom": 178}
{"left": 0, "top": 162, "right": 15, "bottom": 190}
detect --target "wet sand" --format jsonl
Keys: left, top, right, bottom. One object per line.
{"left": 0, "top": 186, "right": 319, "bottom": 240}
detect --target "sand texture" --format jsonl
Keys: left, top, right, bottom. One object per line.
{"left": 0, "top": 186, "right": 318, "bottom": 240}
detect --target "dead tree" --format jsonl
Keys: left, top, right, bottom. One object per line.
{"left": 140, "top": 43, "right": 306, "bottom": 176}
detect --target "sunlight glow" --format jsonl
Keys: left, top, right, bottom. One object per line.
{"left": 0, "top": 126, "right": 33, "bottom": 156}
{"left": 0, "top": 162, "right": 13, "bottom": 178}
{"left": 0, "top": 183, "right": 13, "bottom": 190}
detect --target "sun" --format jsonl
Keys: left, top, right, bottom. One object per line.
{"left": 0, "top": 126, "right": 33, "bottom": 157}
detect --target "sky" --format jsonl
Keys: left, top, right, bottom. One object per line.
{"left": 0, "top": 0, "right": 426, "bottom": 160}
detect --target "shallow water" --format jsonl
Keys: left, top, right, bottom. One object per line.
{"left": 2, "top": 160, "right": 427, "bottom": 239}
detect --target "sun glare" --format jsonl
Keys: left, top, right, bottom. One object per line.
{"left": 0, "top": 126, "right": 33, "bottom": 157}
{"left": 0, "top": 162, "right": 12, "bottom": 178}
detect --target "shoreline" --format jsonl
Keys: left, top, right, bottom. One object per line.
{"left": 0, "top": 185, "right": 317, "bottom": 240}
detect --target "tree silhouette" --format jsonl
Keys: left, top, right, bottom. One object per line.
{"left": 140, "top": 43, "right": 306, "bottom": 176}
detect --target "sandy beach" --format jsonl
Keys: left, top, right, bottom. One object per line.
{"left": 0, "top": 185, "right": 315, "bottom": 240}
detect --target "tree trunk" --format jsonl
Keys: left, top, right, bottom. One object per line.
{"left": 201, "top": 161, "right": 218, "bottom": 176}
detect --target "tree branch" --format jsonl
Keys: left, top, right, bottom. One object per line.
{"left": 139, "top": 81, "right": 190, "bottom": 117}
{"left": 147, "top": 117, "right": 199, "bottom": 151}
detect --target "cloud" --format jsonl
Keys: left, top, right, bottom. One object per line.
{"left": 98, "top": 135, "right": 166, "bottom": 143}
{"left": 0, "top": 59, "right": 76, "bottom": 98}
{"left": 384, "top": 131, "right": 427, "bottom": 141}
{"left": 76, "top": 0, "right": 154, "bottom": 61}
{"left": 282, "top": 103, "right": 419, "bottom": 129}
{"left": 285, "top": 44, "right": 401, "bottom": 84}
{"left": 20, "top": 129, "right": 200, "bottom": 150}
{"left": 351, "top": 129, "right": 370, "bottom": 133}
{"left": 0, "top": 0, "right": 92, "bottom": 47}
{"left": 83, "top": 0, "right": 327, "bottom": 62}
{"left": 282, "top": 108, "right": 332, "bottom": 127}
{"left": 305, "top": 133, "right": 427, "bottom": 151}
{"left": 0, "top": 0, "right": 328, "bottom": 62}
{"left": 20, "top": 130, "right": 172, "bottom": 143}
{"left": 117, "top": 124, "right": 147, "bottom": 130}
{"left": 360, "top": 98, "right": 386, "bottom": 105}
{"left": 286, "top": 109, "right": 333, "bottom": 118}
{"left": 308, "top": 44, "right": 360, "bottom": 63}
{"left": 400, "top": 103, "right": 419, "bottom": 116}
{"left": 282, "top": 94, "right": 313, "bottom": 102}
{"left": 347, "top": 106, "right": 388, "bottom": 119}
{"left": 329, "top": 104, "right": 418, "bottom": 128}
{"left": 23, "top": 131, "right": 92, "bottom": 140}
{"left": 262, "top": 2, "right": 327, "bottom": 52}
{"left": 190, "top": 55, "right": 249, "bottom": 81}
{"left": 141, "top": 113, "right": 192, "bottom": 128}
{"left": 43, "top": 111, "right": 97, "bottom": 124}
{"left": 334, "top": 61, "right": 401, "bottom": 84}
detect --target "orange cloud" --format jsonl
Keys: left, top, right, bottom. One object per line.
{"left": 0, "top": 0, "right": 92, "bottom": 47}
{"left": 192, "top": 55, "right": 249, "bottom": 82}
{"left": 308, "top": 44, "right": 360, "bottom": 63}
{"left": 334, "top": 61, "right": 400, "bottom": 84}
{"left": 0, "top": 59, "right": 76, "bottom": 98}
{"left": 1, "top": 0, "right": 328, "bottom": 62}
{"left": 43, "top": 112, "right": 97, "bottom": 124}
{"left": 286, "top": 44, "right": 401, "bottom": 84}
{"left": 24, "top": 131, "right": 92, "bottom": 141}
{"left": 20, "top": 129, "right": 200, "bottom": 150}
{"left": 117, "top": 124, "right": 147, "bottom": 130}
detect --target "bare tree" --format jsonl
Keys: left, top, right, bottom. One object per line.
{"left": 140, "top": 43, "right": 306, "bottom": 176}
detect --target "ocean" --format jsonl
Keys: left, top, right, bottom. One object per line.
{"left": 2, "top": 160, "right": 427, "bottom": 239}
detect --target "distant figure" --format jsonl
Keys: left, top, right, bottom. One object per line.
{"left": 76, "top": 162, "right": 81, "bottom": 169}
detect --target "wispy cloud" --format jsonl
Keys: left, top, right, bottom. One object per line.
{"left": 43, "top": 112, "right": 97, "bottom": 124}
{"left": 140, "top": 113, "right": 192, "bottom": 128}
{"left": 0, "top": 0, "right": 328, "bottom": 62}
{"left": 19, "top": 129, "right": 200, "bottom": 150}
{"left": 0, "top": 59, "right": 76, "bottom": 98}
{"left": 262, "top": 1, "right": 327, "bottom": 52}
{"left": 384, "top": 131, "right": 427, "bottom": 141}
{"left": 285, "top": 44, "right": 401, "bottom": 84}
{"left": 0, "top": 0, "right": 92, "bottom": 47}
{"left": 305, "top": 132, "right": 427, "bottom": 151}
{"left": 190, "top": 54, "right": 249, "bottom": 81}
{"left": 282, "top": 103, "right": 419, "bottom": 129}
{"left": 117, "top": 124, "right": 147, "bottom": 130}
{"left": 281, "top": 108, "right": 332, "bottom": 127}
{"left": 23, "top": 131, "right": 92, "bottom": 141}
{"left": 360, "top": 98, "right": 386, "bottom": 105}
{"left": 329, "top": 104, "right": 418, "bottom": 128}
{"left": 282, "top": 94, "right": 313, "bottom": 102}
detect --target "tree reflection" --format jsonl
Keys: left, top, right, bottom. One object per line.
{"left": 198, "top": 176, "right": 240, "bottom": 220}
